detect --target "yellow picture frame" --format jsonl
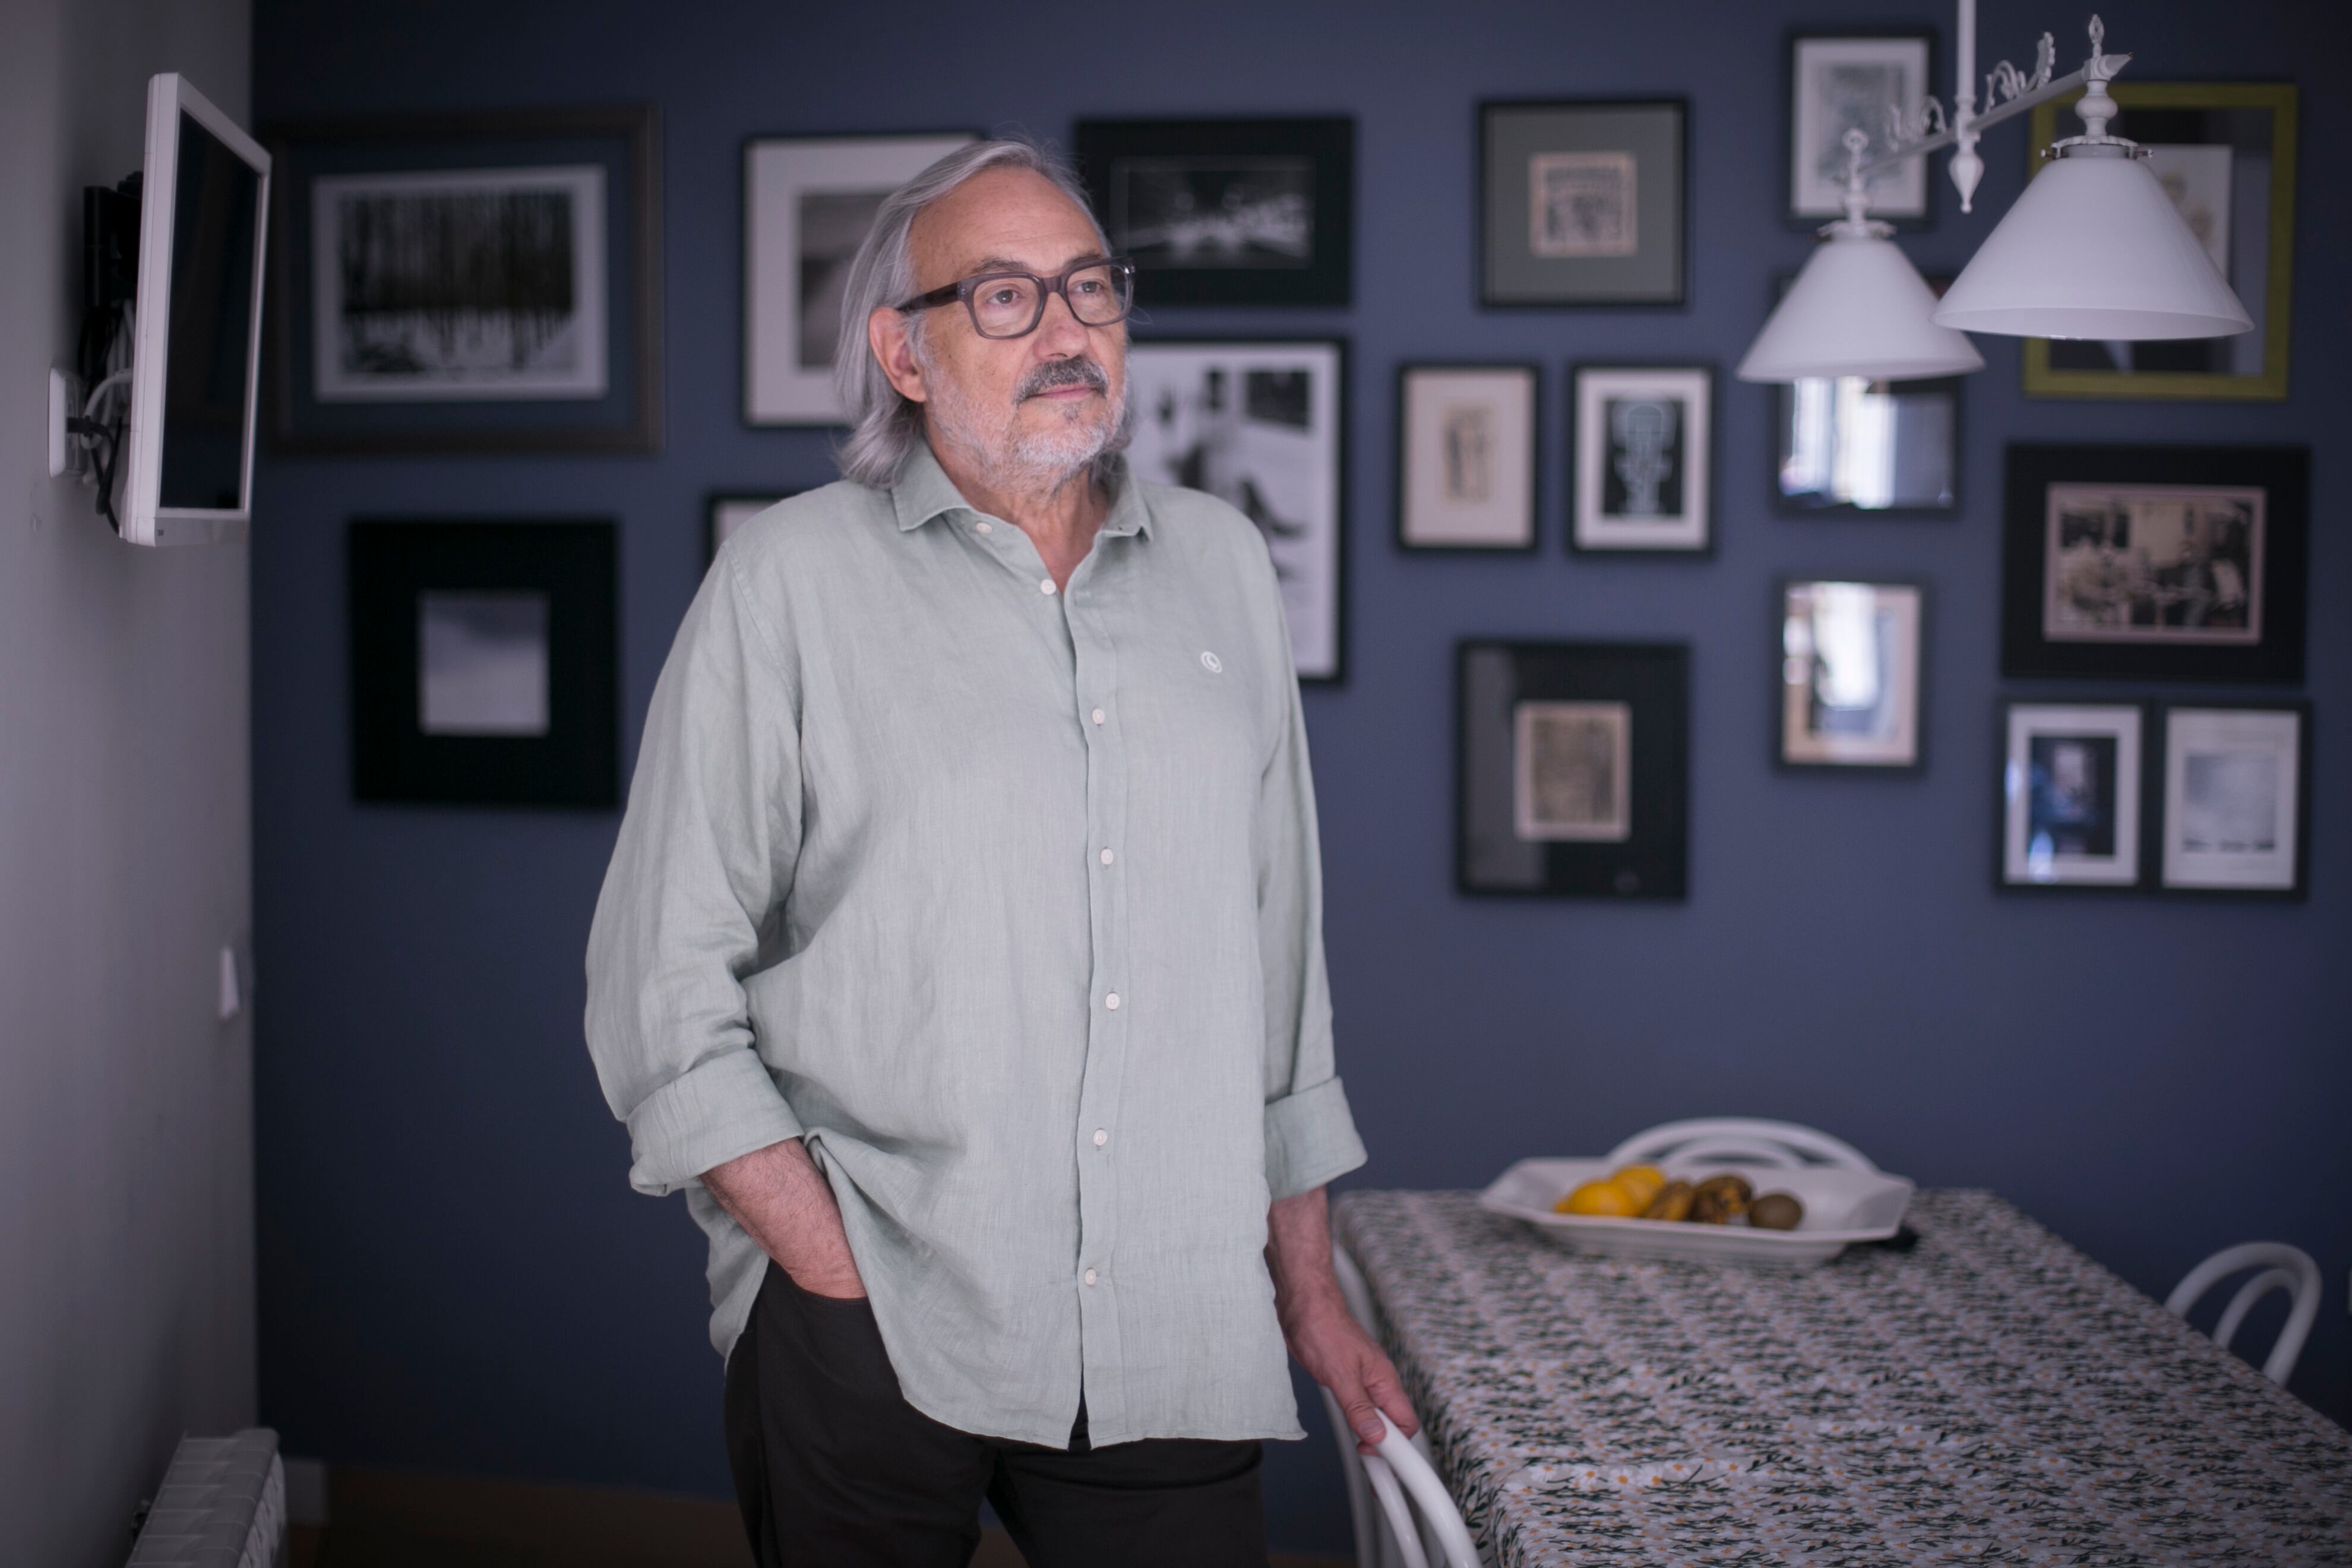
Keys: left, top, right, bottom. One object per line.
{"left": 2022, "top": 83, "right": 2296, "bottom": 401}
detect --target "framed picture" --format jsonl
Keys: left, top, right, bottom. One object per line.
{"left": 1999, "top": 701, "right": 2148, "bottom": 890}
{"left": 2000, "top": 445, "right": 2307, "bottom": 683}
{"left": 2160, "top": 703, "right": 2309, "bottom": 897}
{"left": 1786, "top": 33, "right": 1936, "bottom": 224}
{"left": 1074, "top": 118, "right": 1352, "bottom": 307}
{"left": 744, "top": 132, "right": 979, "bottom": 425}
{"left": 1396, "top": 363, "right": 1538, "bottom": 551}
{"left": 1570, "top": 364, "right": 1714, "bottom": 553}
{"left": 2023, "top": 84, "right": 2297, "bottom": 400}
{"left": 1479, "top": 100, "right": 1686, "bottom": 306}
{"left": 1458, "top": 640, "right": 1688, "bottom": 899}
{"left": 350, "top": 520, "right": 618, "bottom": 808}
{"left": 1772, "top": 273, "right": 1961, "bottom": 515}
{"left": 1778, "top": 580, "right": 1924, "bottom": 770}
{"left": 266, "top": 106, "right": 661, "bottom": 454}
{"left": 1125, "top": 339, "right": 1346, "bottom": 682}
{"left": 708, "top": 492, "right": 791, "bottom": 563}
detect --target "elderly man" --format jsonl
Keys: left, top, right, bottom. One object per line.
{"left": 584, "top": 138, "right": 1410, "bottom": 1567}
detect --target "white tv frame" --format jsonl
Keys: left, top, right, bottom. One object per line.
{"left": 121, "top": 73, "right": 270, "bottom": 547}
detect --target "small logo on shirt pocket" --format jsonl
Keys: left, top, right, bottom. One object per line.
{"left": 1200, "top": 650, "right": 1224, "bottom": 674}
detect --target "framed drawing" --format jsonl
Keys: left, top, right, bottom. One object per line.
{"left": 1772, "top": 273, "right": 1961, "bottom": 515}
{"left": 2159, "top": 703, "right": 2309, "bottom": 898}
{"left": 744, "top": 132, "right": 979, "bottom": 425}
{"left": 1074, "top": 118, "right": 1352, "bottom": 307}
{"left": 349, "top": 520, "right": 618, "bottom": 808}
{"left": 1125, "top": 339, "right": 1346, "bottom": 681}
{"left": 1998, "top": 700, "right": 2148, "bottom": 891}
{"left": 1569, "top": 363, "right": 1713, "bottom": 553}
{"left": 1396, "top": 363, "right": 1538, "bottom": 551}
{"left": 2000, "top": 444, "right": 2307, "bottom": 683}
{"left": 1479, "top": 99, "right": 1686, "bottom": 306}
{"left": 2023, "top": 84, "right": 2296, "bottom": 399}
{"left": 1458, "top": 640, "right": 1689, "bottom": 899}
{"left": 1778, "top": 580, "right": 1924, "bottom": 770}
{"left": 1786, "top": 32, "right": 1936, "bottom": 224}
{"left": 266, "top": 106, "right": 662, "bottom": 454}
{"left": 708, "top": 492, "right": 792, "bottom": 563}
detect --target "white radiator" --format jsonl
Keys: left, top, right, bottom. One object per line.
{"left": 125, "top": 1428, "right": 286, "bottom": 1568}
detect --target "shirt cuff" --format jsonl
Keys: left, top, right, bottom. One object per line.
{"left": 625, "top": 1047, "right": 806, "bottom": 1197}
{"left": 1264, "top": 1075, "right": 1367, "bottom": 1200}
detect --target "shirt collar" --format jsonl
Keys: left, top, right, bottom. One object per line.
{"left": 889, "top": 441, "right": 1152, "bottom": 540}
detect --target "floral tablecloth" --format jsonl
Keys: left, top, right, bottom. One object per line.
{"left": 1331, "top": 1189, "right": 2352, "bottom": 1566}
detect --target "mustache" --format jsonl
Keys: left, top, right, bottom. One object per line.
{"left": 1016, "top": 357, "right": 1111, "bottom": 401}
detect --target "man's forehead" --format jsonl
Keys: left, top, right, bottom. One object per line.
{"left": 916, "top": 168, "right": 1102, "bottom": 277}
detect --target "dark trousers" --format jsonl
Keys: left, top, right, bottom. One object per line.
{"left": 724, "top": 1262, "right": 1269, "bottom": 1567}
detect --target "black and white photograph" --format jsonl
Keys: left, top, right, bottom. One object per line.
{"left": 744, "top": 132, "right": 978, "bottom": 424}
{"left": 1480, "top": 100, "right": 1685, "bottom": 306}
{"left": 1779, "top": 580, "right": 1923, "bottom": 769}
{"left": 267, "top": 106, "right": 661, "bottom": 453}
{"left": 2002, "top": 445, "right": 2307, "bottom": 683}
{"left": 2160, "top": 704, "right": 2307, "bottom": 896}
{"left": 2000, "top": 702, "right": 2145, "bottom": 889}
{"left": 312, "top": 166, "right": 606, "bottom": 401}
{"left": 1076, "top": 119, "right": 1353, "bottom": 306}
{"left": 1513, "top": 701, "right": 1630, "bottom": 841}
{"left": 1788, "top": 33, "right": 1934, "bottom": 223}
{"left": 350, "top": 519, "right": 619, "bottom": 808}
{"left": 1397, "top": 364, "right": 1538, "bottom": 550}
{"left": 707, "top": 492, "right": 791, "bottom": 564}
{"left": 1571, "top": 364, "right": 1713, "bottom": 552}
{"left": 1459, "top": 640, "right": 1687, "bottom": 899}
{"left": 1125, "top": 340, "right": 1345, "bottom": 680}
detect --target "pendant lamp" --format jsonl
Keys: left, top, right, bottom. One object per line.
{"left": 1735, "top": 208, "right": 1984, "bottom": 383}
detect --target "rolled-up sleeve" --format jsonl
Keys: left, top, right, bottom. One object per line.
{"left": 585, "top": 548, "right": 807, "bottom": 1197}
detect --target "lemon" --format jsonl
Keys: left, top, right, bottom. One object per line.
{"left": 1610, "top": 1164, "right": 1667, "bottom": 1207}
{"left": 1556, "top": 1178, "right": 1641, "bottom": 1217}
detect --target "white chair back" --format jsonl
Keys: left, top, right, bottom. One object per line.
{"left": 2164, "top": 1241, "right": 2321, "bottom": 1386}
{"left": 1604, "top": 1117, "right": 1879, "bottom": 1172}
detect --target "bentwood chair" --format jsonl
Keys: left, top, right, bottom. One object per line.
{"left": 2164, "top": 1241, "right": 2322, "bottom": 1385}
{"left": 1604, "top": 1117, "right": 1879, "bottom": 1173}
{"left": 1321, "top": 1245, "right": 1482, "bottom": 1568}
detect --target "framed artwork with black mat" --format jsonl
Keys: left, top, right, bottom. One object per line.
{"left": 1996, "top": 700, "right": 2149, "bottom": 892}
{"left": 1458, "top": 640, "right": 1689, "bottom": 898}
{"left": 1569, "top": 363, "right": 1714, "bottom": 554}
{"left": 2000, "top": 444, "right": 2307, "bottom": 683}
{"left": 1479, "top": 99, "right": 1686, "bottom": 307}
{"left": 1074, "top": 118, "right": 1353, "bottom": 307}
{"left": 350, "top": 519, "right": 618, "bottom": 808}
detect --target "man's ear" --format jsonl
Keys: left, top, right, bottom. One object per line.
{"left": 868, "top": 307, "right": 928, "bottom": 406}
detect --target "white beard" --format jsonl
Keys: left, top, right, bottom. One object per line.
{"left": 918, "top": 342, "right": 1129, "bottom": 496}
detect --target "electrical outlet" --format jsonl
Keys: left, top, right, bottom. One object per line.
{"left": 46, "top": 368, "right": 86, "bottom": 479}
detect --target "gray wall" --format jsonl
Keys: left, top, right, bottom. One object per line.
{"left": 0, "top": 1, "right": 255, "bottom": 1563}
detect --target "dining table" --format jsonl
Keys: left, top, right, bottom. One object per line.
{"left": 1331, "top": 1188, "right": 2352, "bottom": 1566}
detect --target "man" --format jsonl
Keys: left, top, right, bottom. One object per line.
{"left": 583, "top": 138, "right": 1413, "bottom": 1567}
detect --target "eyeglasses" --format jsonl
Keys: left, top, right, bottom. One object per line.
{"left": 894, "top": 257, "right": 1137, "bottom": 340}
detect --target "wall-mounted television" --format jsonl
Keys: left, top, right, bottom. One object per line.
{"left": 120, "top": 73, "right": 270, "bottom": 546}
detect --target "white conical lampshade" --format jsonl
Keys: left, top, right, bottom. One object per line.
{"left": 1737, "top": 226, "right": 1984, "bottom": 382}
{"left": 1933, "top": 147, "right": 2253, "bottom": 339}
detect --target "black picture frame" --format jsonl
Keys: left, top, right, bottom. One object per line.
{"left": 1994, "top": 697, "right": 2153, "bottom": 894}
{"left": 350, "top": 519, "right": 618, "bottom": 808}
{"left": 265, "top": 106, "right": 662, "bottom": 455}
{"left": 2156, "top": 700, "right": 2312, "bottom": 900}
{"left": 707, "top": 492, "right": 792, "bottom": 565}
{"left": 1567, "top": 362, "right": 1716, "bottom": 555}
{"left": 1784, "top": 30, "right": 1939, "bottom": 228}
{"left": 1478, "top": 99, "right": 1687, "bottom": 308}
{"left": 1395, "top": 362, "right": 1541, "bottom": 552}
{"left": 1073, "top": 117, "right": 1353, "bottom": 307}
{"left": 2000, "top": 444, "right": 2308, "bottom": 683}
{"left": 1458, "top": 640, "right": 1689, "bottom": 899}
{"left": 1774, "top": 578, "right": 1928, "bottom": 772}
{"left": 1769, "top": 272, "right": 1963, "bottom": 517}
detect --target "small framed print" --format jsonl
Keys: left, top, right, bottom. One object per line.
{"left": 1787, "top": 33, "right": 1936, "bottom": 225}
{"left": 1074, "top": 117, "right": 1354, "bottom": 307}
{"left": 707, "top": 492, "right": 790, "bottom": 563}
{"left": 1778, "top": 580, "right": 1924, "bottom": 770}
{"left": 744, "top": 132, "right": 979, "bottom": 425}
{"left": 1458, "top": 640, "right": 1688, "bottom": 899}
{"left": 2160, "top": 703, "right": 2309, "bottom": 897}
{"left": 1570, "top": 364, "right": 1713, "bottom": 553}
{"left": 2002, "top": 445, "right": 2307, "bottom": 682}
{"left": 350, "top": 520, "right": 618, "bottom": 809}
{"left": 1998, "top": 701, "right": 2147, "bottom": 890}
{"left": 1396, "top": 364, "right": 1538, "bottom": 551}
{"left": 1480, "top": 100, "right": 1686, "bottom": 306}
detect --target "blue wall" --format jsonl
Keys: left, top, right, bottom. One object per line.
{"left": 251, "top": 0, "right": 2350, "bottom": 1551}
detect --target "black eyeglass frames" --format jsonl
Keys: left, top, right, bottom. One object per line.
{"left": 894, "top": 257, "right": 1137, "bottom": 340}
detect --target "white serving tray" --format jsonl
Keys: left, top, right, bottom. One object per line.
{"left": 1479, "top": 1158, "right": 1915, "bottom": 1266}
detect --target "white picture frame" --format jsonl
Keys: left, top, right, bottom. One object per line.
{"left": 1788, "top": 33, "right": 1933, "bottom": 222}
{"left": 2160, "top": 706, "right": 2306, "bottom": 894}
{"left": 744, "top": 132, "right": 977, "bottom": 425}
{"left": 1570, "top": 364, "right": 1713, "bottom": 554}
{"left": 2000, "top": 702, "right": 2145, "bottom": 889}
{"left": 1398, "top": 364, "right": 1538, "bottom": 550}
{"left": 1778, "top": 581, "right": 1923, "bottom": 769}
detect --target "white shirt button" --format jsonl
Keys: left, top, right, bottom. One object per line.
{"left": 1099, "top": 848, "right": 1114, "bottom": 865}
{"left": 1090, "top": 707, "right": 1105, "bottom": 725}
{"left": 975, "top": 520, "right": 992, "bottom": 534}
{"left": 1040, "top": 578, "right": 1057, "bottom": 595}
{"left": 1104, "top": 992, "right": 1120, "bottom": 1010}
{"left": 1083, "top": 1268, "right": 1098, "bottom": 1286}
{"left": 1093, "top": 1128, "right": 1108, "bottom": 1147}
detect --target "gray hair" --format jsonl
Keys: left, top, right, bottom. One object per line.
{"left": 833, "top": 137, "right": 1114, "bottom": 489}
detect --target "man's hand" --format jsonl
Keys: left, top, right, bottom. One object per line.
{"left": 702, "top": 1137, "right": 867, "bottom": 1299}
{"left": 1266, "top": 1186, "right": 1418, "bottom": 1453}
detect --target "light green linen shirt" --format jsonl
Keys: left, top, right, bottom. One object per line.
{"left": 583, "top": 444, "right": 1366, "bottom": 1448}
